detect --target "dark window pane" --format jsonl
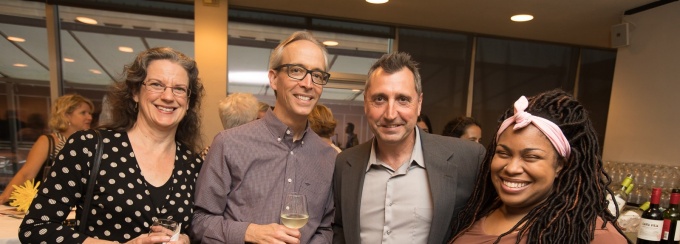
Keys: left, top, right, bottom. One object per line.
{"left": 398, "top": 28, "right": 471, "bottom": 134}
{"left": 577, "top": 48, "right": 616, "bottom": 147}
{"left": 472, "top": 37, "right": 577, "bottom": 145}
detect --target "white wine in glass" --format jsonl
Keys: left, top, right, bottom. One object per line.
{"left": 281, "top": 193, "right": 309, "bottom": 229}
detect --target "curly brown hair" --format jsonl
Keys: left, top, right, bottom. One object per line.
{"left": 101, "top": 47, "right": 204, "bottom": 153}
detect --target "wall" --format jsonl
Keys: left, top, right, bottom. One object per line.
{"left": 602, "top": 2, "right": 680, "bottom": 165}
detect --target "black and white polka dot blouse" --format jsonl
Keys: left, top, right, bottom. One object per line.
{"left": 19, "top": 129, "right": 202, "bottom": 243}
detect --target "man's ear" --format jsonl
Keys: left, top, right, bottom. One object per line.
{"left": 268, "top": 69, "right": 278, "bottom": 92}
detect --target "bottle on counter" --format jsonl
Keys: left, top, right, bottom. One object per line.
{"left": 638, "top": 187, "right": 664, "bottom": 243}
{"left": 662, "top": 189, "right": 680, "bottom": 244}
{"left": 608, "top": 174, "right": 635, "bottom": 216}
{"left": 619, "top": 201, "right": 651, "bottom": 233}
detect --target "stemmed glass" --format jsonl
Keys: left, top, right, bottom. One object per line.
{"left": 149, "top": 218, "right": 180, "bottom": 243}
{"left": 280, "top": 193, "right": 309, "bottom": 229}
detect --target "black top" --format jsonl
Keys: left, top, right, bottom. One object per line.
{"left": 19, "top": 129, "right": 203, "bottom": 243}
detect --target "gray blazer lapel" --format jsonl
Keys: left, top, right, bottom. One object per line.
{"left": 421, "top": 133, "right": 458, "bottom": 244}
{"left": 341, "top": 142, "right": 372, "bottom": 244}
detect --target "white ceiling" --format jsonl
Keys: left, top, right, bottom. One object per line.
{"left": 229, "top": 0, "right": 659, "bottom": 48}
{"left": 1, "top": 0, "right": 669, "bottom": 103}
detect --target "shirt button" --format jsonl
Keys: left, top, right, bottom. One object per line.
{"left": 290, "top": 151, "right": 294, "bottom": 155}
{"left": 301, "top": 141, "right": 304, "bottom": 145}
{"left": 389, "top": 202, "right": 393, "bottom": 206}
{"left": 287, "top": 178, "right": 292, "bottom": 183}
{"left": 277, "top": 138, "right": 282, "bottom": 142}
{"left": 286, "top": 130, "right": 291, "bottom": 135}
{"left": 386, "top": 230, "right": 391, "bottom": 235}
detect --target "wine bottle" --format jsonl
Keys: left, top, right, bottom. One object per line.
{"left": 662, "top": 189, "right": 680, "bottom": 243}
{"left": 638, "top": 187, "right": 664, "bottom": 243}
{"left": 608, "top": 174, "right": 635, "bottom": 216}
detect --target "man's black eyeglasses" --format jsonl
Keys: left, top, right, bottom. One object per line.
{"left": 274, "top": 64, "right": 330, "bottom": 85}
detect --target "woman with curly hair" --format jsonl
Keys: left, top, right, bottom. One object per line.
{"left": 20, "top": 47, "right": 204, "bottom": 244}
{"left": 449, "top": 89, "right": 628, "bottom": 244}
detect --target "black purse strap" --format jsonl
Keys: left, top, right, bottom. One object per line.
{"left": 79, "top": 129, "right": 103, "bottom": 233}
{"left": 46, "top": 134, "right": 54, "bottom": 162}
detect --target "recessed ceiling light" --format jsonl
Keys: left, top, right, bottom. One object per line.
{"left": 63, "top": 58, "right": 75, "bottom": 63}
{"left": 89, "top": 69, "right": 102, "bottom": 74}
{"left": 7, "top": 36, "right": 25, "bottom": 42}
{"left": 118, "top": 46, "right": 134, "bottom": 53}
{"left": 13, "top": 63, "right": 27, "bottom": 67}
{"left": 511, "top": 14, "right": 534, "bottom": 22}
{"left": 323, "top": 40, "right": 339, "bottom": 46}
{"left": 366, "top": 0, "right": 388, "bottom": 3}
{"left": 75, "top": 16, "right": 98, "bottom": 25}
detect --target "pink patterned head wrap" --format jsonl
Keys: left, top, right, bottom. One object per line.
{"left": 496, "top": 96, "right": 571, "bottom": 159}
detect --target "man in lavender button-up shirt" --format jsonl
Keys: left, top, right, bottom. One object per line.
{"left": 191, "top": 31, "right": 337, "bottom": 244}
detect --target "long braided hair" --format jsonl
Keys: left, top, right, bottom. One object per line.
{"left": 449, "top": 89, "right": 630, "bottom": 244}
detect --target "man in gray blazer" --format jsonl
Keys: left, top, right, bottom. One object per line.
{"left": 332, "top": 52, "right": 485, "bottom": 244}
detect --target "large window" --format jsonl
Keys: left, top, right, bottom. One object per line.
{"left": 398, "top": 28, "right": 471, "bottom": 134}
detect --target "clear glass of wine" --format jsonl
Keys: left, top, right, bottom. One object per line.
{"left": 149, "top": 218, "right": 180, "bottom": 244}
{"left": 281, "top": 192, "right": 309, "bottom": 229}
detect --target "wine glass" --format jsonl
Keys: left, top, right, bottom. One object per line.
{"left": 149, "top": 218, "right": 180, "bottom": 243}
{"left": 280, "top": 193, "right": 309, "bottom": 229}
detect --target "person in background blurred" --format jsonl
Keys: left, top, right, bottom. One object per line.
{"left": 0, "top": 94, "right": 93, "bottom": 205}
{"left": 449, "top": 90, "right": 627, "bottom": 243}
{"left": 309, "top": 104, "right": 342, "bottom": 153}
{"left": 442, "top": 116, "right": 482, "bottom": 143}
{"left": 218, "top": 93, "right": 259, "bottom": 129}
{"left": 18, "top": 113, "right": 47, "bottom": 142}
{"left": 20, "top": 47, "right": 204, "bottom": 244}
{"left": 257, "top": 101, "right": 270, "bottom": 119}
{"left": 417, "top": 114, "right": 432, "bottom": 133}
{"left": 199, "top": 92, "right": 260, "bottom": 159}
{"left": 344, "top": 122, "right": 359, "bottom": 149}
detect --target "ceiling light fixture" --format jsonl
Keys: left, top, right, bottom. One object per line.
{"left": 366, "top": 0, "right": 388, "bottom": 3}
{"left": 352, "top": 89, "right": 361, "bottom": 92}
{"left": 75, "top": 16, "right": 98, "bottom": 25}
{"left": 7, "top": 36, "right": 25, "bottom": 42}
{"left": 511, "top": 14, "right": 534, "bottom": 22}
{"left": 64, "top": 58, "right": 75, "bottom": 63}
{"left": 89, "top": 69, "right": 102, "bottom": 74}
{"left": 323, "top": 41, "right": 339, "bottom": 46}
{"left": 118, "top": 46, "right": 134, "bottom": 53}
{"left": 13, "top": 63, "right": 27, "bottom": 67}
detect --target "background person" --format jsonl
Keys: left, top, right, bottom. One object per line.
{"left": 333, "top": 52, "right": 485, "bottom": 244}
{"left": 191, "top": 31, "right": 337, "bottom": 244}
{"left": 344, "top": 122, "right": 359, "bottom": 149}
{"left": 19, "top": 47, "right": 204, "bottom": 244}
{"left": 257, "top": 101, "right": 271, "bottom": 119}
{"left": 0, "top": 94, "right": 93, "bottom": 204}
{"left": 449, "top": 90, "right": 628, "bottom": 243}
{"left": 442, "top": 116, "right": 482, "bottom": 143}
{"left": 199, "top": 92, "right": 260, "bottom": 159}
{"left": 309, "top": 104, "right": 342, "bottom": 153}
{"left": 417, "top": 114, "right": 432, "bottom": 133}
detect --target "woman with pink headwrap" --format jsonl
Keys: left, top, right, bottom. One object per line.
{"left": 448, "top": 89, "right": 629, "bottom": 244}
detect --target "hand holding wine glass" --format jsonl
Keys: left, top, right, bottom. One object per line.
{"left": 149, "top": 218, "right": 181, "bottom": 244}
{"left": 281, "top": 193, "right": 309, "bottom": 229}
